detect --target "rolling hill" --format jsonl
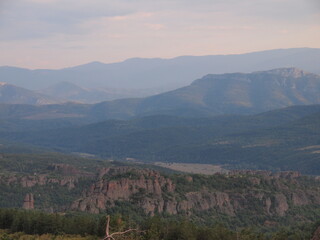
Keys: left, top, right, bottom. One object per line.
{"left": 0, "top": 82, "right": 59, "bottom": 105}
{"left": 2, "top": 104, "right": 320, "bottom": 174}
{"left": 41, "top": 81, "right": 157, "bottom": 103}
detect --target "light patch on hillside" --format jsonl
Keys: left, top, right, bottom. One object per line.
{"left": 24, "top": 113, "right": 85, "bottom": 120}
{"left": 154, "top": 162, "right": 228, "bottom": 175}
{"left": 298, "top": 145, "right": 320, "bottom": 150}
{"left": 242, "top": 142, "right": 276, "bottom": 148}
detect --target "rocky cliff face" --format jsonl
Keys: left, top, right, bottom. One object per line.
{"left": 22, "top": 193, "right": 34, "bottom": 210}
{"left": 0, "top": 163, "right": 94, "bottom": 210}
{"left": 312, "top": 226, "right": 320, "bottom": 240}
{"left": 1, "top": 164, "right": 320, "bottom": 219}
{"left": 71, "top": 167, "right": 175, "bottom": 214}
{"left": 70, "top": 167, "right": 320, "bottom": 217}
{"left": 0, "top": 163, "right": 94, "bottom": 190}
{"left": 19, "top": 174, "right": 78, "bottom": 190}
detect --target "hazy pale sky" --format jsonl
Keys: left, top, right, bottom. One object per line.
{"left": 0, "top": 0, "right": 319, "bottom": 69}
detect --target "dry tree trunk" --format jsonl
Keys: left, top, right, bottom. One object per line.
{"left": 102, "top": 215, "right": 144, "bottom": 240}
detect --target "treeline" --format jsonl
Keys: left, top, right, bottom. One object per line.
{"left": 0, "top": 209, "right": 318, "bottom": 240}
{"left": 0, "top": 209, "right": 107, "bottom": 236}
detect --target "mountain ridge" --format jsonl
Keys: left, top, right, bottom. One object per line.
{"left": 41, "top": 81, "right": 158, "bottom": 104}
{"left": 0, "top": 68, "right": 319, "bottom": 120}
{"left": 1, "top": 48, "right": 319, "bottom": 92}
{"left": 0, "top": 82, "right": 60, "bottom": 105}
{"left": 135, "top": 67, "right": 320, "bottom": 116}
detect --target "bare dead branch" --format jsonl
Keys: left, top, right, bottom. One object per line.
{"left": 110, "top": 228, "right": 145, "bottom": 237}
{"left": 103, "top": 237, "right": 115, "bottom": 240}
{"left": 102, "top": 215, "right": 145, "bottom": 240}
{"left": 105, "top": 215, "right": 110, "bottom": 236}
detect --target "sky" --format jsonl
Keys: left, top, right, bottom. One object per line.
{"left": 0, "top": 0, "right": 319, "bottom": 69}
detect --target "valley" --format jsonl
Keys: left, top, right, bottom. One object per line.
{"left": 0, "top": 104, "right": 319, "bottom": 174}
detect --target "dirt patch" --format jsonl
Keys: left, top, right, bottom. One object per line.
{"left": 154, "top": 162, "right": 228, "bottom": 175}
{"left": 299, "top": 145, "right": 320, "bottom": 151}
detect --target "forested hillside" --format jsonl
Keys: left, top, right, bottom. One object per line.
{"left": 1, "top": 154, "right": 319, "bottom": 233}
{"left": 2, "top": 105, "right": 319, "bottom": 174}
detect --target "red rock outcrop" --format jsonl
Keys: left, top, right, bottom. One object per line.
{"left": 71, "top": 167, "right": 175, "bottom": 214}
{"left": 70, "top": 168, "right": 320, "bottom": 216}
{"left": 48, "top": 164, "right": 81, "bottom": 175}
{"left": 1, "top": 163, "right": 94, "bottom": 190}
{"left": 18, "top": 174, "right": 79, "bottom": 189}
{"left": 274, "top": 193, "right": 289, "bottom": 216}
{"left": 312, "top": 226, "right": 320, "bottom": 240}
{"left": 5, "top": 165, "right": 319, "bottom": 218}
{"left": 22, "top": 193, "right": 34, "bottom": 210}
{"left": 292, "top": 190, "right": 310, "bottom": 206}
{"left": 177, "top": 191, "right": 235, "bottom": 216}
{"left": 72, "top": 167, "right": 298, "bottom": 216}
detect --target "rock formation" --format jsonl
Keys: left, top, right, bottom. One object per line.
{"left": 0, "top": 163, "right": 94, "bottom": 190}
{"left": 71, "top": 167, "right": 175, "bottom": 214}
{"left": 48, "top": 163, "right": 81, "bottom": 175}
{"left": 70, "top": 167, "right": 320, "bottom": 217}
{"left": 22, "top": 193, "right": 34, "bottom": 210}
{"left": 312, "top": 226, "right": 320, "bottom": 240}
{"left": 2, "top": 164, "right": 320, "bottom": 219}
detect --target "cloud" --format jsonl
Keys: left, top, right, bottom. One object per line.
{"left": 145, "top": 23, "right": 166, "bottom": 30}
{"left": 187, "top": 25, "right": 255, "bottom": 31}
{"left": 0, "top": 0, "right": 317, "bottom": 41}
{"left": 0, "top": 0, "right": 135, "bottom": 40}
{"left": 0, "top": 0, "right": 319, "bottom": 68}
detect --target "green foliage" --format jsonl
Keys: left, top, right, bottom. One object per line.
{"left": 171, "top": 173, "right": 254, "bottom": 194}
{"left": 0, "top": 152, "right": 108, "bottom": 174}
{"left": 104, "top": 169, "right": 142, "bottom": 181}
{"left": 0, "top": 209, "right": 319, "bottom": 240}
{"left": 0, "top": 209, "right": 99, "bottom": 236}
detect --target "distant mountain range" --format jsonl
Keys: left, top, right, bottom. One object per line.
{"left": 0, "top": 80, "right": 157, "bottom": 105}
{"left": 0, "top": 48, "right": 319, "bottom": 95}
{"left": 0, "top": 67, "right": 320, "bottom": 173}
{"left": 40, "top": 81, "right": 158, "bottom": 104}
{"left": 0, "top": 82, "right": 59, "bottom": 105}
{"left": 136, "top": 68, "right": 320, "bottom": 116}
{"left": 0, "top": 68, "right": 319, "bottom": 119}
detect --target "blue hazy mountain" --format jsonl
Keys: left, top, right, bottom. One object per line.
{"left": 0, "top": 68, "right": 319, "bottom": 118}
{"left": 0, "top": 82, "right": 59, "bottom": 105}
{"left": 0, "top": 48, "right": 319, "bottom": 96}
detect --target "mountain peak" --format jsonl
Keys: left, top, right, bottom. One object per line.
{"left": 64, "top": 61, "right": 107, "bottom": 71}
{"left": 261, "top": 68, "right": 308, "bottom": 78}
{"left": 138, "top": 68, "right": 320, "bottom": 117}
{"left": 0, "top": 82, "right": 59, "bottom": 105}
{"left": 86, "top": 61, "right": 105, "bottom": 66}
